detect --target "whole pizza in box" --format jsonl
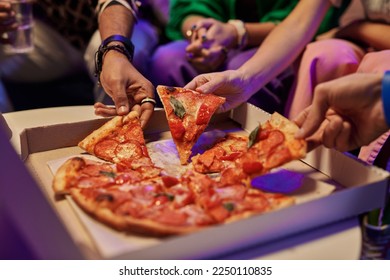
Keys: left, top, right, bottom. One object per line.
{"left": 52, "top": 87, "right": 307, "bottom": 236}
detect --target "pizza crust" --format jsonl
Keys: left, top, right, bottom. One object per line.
{"left": 52, "top": 157, "right": 86, "bottom": 196}
{"left": 78, "top": 111, "right": 139, "bottom": 155}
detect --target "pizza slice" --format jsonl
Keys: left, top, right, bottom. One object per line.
{"left": 156, "top": 85, "right": 226, "bottom": 165}
{"left": 192, "top": 112, "right": 307, "bottom": 187}
{"left": 232, "top": 112, "right": 307, "bottom": 180}
{"left": 78, "top": 111, "right": 154, "bottom": 169}
{"left": 191, "top": 133, "right": 248, "bottom": 173}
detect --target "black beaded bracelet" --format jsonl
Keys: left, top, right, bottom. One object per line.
{"left": 94, "top": 35, "right": 135, "bottom": 84}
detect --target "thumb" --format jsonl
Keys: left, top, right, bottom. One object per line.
{"left": 112, "top": 89, "right": 130, "bottom": 116}
{"left": 185, "top": 74, "right": 216, "bottom": 94}
{"left": 295, "top": 93, "right": 329, "bottom": 139}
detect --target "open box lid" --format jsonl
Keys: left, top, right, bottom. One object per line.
{"left": 1, "top": 104, "right": 389, "bottom": 259}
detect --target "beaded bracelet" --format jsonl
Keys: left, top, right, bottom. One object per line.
{"left": 94, "top": 35, "right": 135, "bottom": 84}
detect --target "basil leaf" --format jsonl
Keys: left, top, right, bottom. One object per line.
{"left": 99, "top": 171, "right": 116, "bottom": 178}
{"left": 248, "top": 125, "right": 260, "bottom": 148}
{"left": 170, "top": 96, "right": 186, "bottom": 119}
{"left": 223, "top": 202, "right": 235, "bottom": 212}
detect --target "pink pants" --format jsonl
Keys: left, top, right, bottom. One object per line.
{"left": 286, "top": 39, "right": 390, "bottom": 165}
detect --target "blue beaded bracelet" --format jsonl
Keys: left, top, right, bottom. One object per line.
{"left": 382, "top": 71, "right": 390, "bottom": 127}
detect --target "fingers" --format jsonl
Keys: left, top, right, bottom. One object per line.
{"left": 295, "top": 84, "right": 331, "bottom": 139}
{"left": 94, "top": 101, "right": 154, "bottom": 129}
{"left": 194, "top": 75, "right": 219, "bottom": 94}
{"left": 322, "top": 115, "right": 343, "bottom": 149}
{"left": 185, "top": 75, "right": 209, "bottom": 91}
{"left": 139, "top": 105, "right": 154, "bottom": 128}
{"left": 333, "top": 121, "right": 352, "bottom": 152}
{"left": 94, "top": 103, "right": 117, "bottom": 117}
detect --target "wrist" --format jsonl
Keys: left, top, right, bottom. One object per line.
{"left": 227, "top": 19, "right": 248, "bottom": 49}
{"left": 95, "top": 35, "right": 134, "bottom": 84}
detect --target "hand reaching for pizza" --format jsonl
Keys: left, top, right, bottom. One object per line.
{"left": 185, "top": 18, "right": 236, "bottom": 72}
{"left": 95, "top": 50, "right": 155, "bottom": 128}
{"left": 185, "top": 69, "right": 255, "bottom": 113}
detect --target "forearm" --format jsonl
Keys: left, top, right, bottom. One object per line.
{"left": 337, "top": 21, "right": 390, "bottom": 50}
{"left": 98, "top": 2, "right": 136, "bottom": 40}
{"left": 244, "top": 22, "right": 277, "bottom": 47}
{"left": 238, "top": 0, "right": 330, "bottom": 95}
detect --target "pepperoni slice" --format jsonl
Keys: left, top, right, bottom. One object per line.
{"left": 264, "top": 146, "right": 292, "bottom": 169}
{"left": 123, "top": 122, "right": 145, "bottom": 143}
{"left": 219, "top": 167, "right": 247, "bottom": 186}
{"left": 161, "top": 175, "right": 180, "bottom": 187}
{"left": 208, "top": 205, "right": 230, "bottom": 222}
{"left": 219, "top": 151, "right": 242, "bottom": 161}
{"left": 259, "top": 130, "right": 285, "bottom": 152}
{"left": 115, "top": 170, "right": 143, "bottom": 184}
{"left": 242, "top": 161, "right": 263, "bottom": 175}
{"left": 80, "top": 164, "right": 114, "bottom": 177}
{"left": 94, "top": 139, "right": 119, "bottom": 161}
{"left": 77, "top": 176, "right": 115, "bottom": 189}
{"left": 152, "top": 208, "right": 189, "bottom": 226}
{"left": 169, "top": 185, "right": 195, "bottom": 208}
{"left": 215, "top": 184, "right": 247, "bottom": 201}
{"left": 136, "top": 165, "right": 162, "bottom": 179}
{"left": 114, "top": 140, "right": 143, "bottom": 162}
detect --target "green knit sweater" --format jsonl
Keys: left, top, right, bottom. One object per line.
{"left": 166, "top": 0, "right": 348, "bottom": 41}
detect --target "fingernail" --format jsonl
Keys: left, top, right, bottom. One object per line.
{"left": 201, "top": 35, "right": 207, "bottom": 42}
{"left": 118, "top": 106, "right": 127, "bottom": 114}
{"left": 191, "top": 24, "right": 197, "bottom": 30}
{"left": 186, "top": 52, "right": 194, "bottom": 59}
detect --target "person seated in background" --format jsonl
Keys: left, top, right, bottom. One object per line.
{"left": 184, "top": 0, "right": 390, "bottom": 167}
{"left": 0, "top": 0, "right": 160, "bottom": 127}
{"left": 148, "top": 0, "right": 347, "bottom": 112}
{"left": 283, "top": 0, "right": 390, "bottom": 165}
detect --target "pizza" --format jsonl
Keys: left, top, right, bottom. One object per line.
{"left": 52, "top": 109, "right": 305, "bottom": 237}
{"left": 78, "top": 111, "right": 154, "bottom": 169}
{"left": 191, "top": 133, "right": 249, "bottom": 174}
{"left": 192, "top": 112, "right": 306, "bottom": 179}
{"left": 53, "top": 157, "right": 294, "bottom": 236}
{"left": 156, "top": 85, "right": 226, "bottom": 165}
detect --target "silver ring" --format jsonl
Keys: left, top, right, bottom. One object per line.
{"left": 141, "top": 97, "right": 156, "bottom": 106}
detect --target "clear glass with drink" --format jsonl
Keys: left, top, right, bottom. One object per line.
{"left": 3, "top": 0, "right": 34, "bottom": 54}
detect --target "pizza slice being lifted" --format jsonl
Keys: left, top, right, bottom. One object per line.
{"left": 78, "top": 111, "right": 154, "bottom": 169}
{"left": 156, "top": 85, "right": 226, "bottom": 165}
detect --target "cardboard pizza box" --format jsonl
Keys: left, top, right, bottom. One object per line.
{"left": 1, "top": 104, "right": 389, "bottom": 259}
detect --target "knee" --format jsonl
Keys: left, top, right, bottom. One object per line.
{"left": 301, "top": 39, "right": 362, "bottom": 75}
{"left": 358, "top": 51, "right": 390, "bottom": 73}
{"left": 303, "top": 39, "right": 359, "bottom": 63}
